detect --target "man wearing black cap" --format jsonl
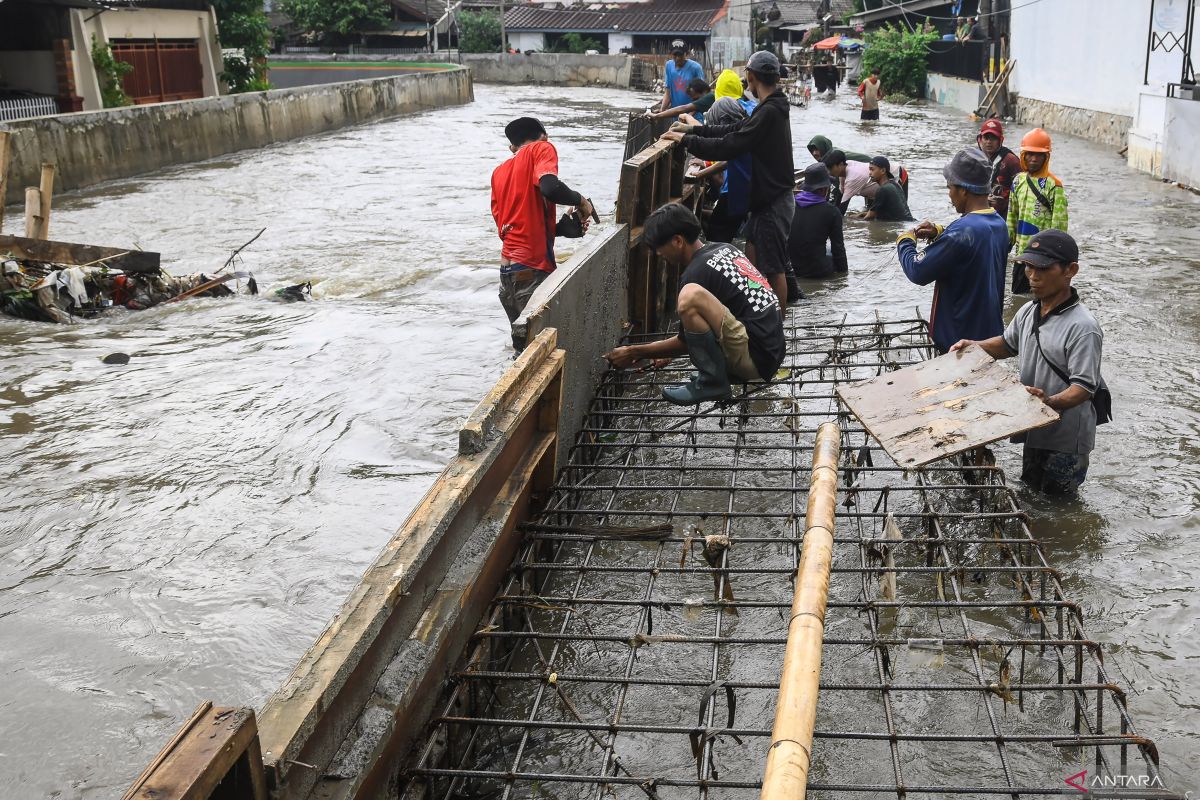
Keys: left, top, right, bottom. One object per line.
{"left": 491, "top": 117, "right": 594, "bottom": 344}
{"left": 949, "top": 230, "right": 1107, "bottom": 494}
{"left": 852, "top": 156, "right": 912, "bottom": 221}
{"left": 788, "top": 162, "right": 847, "bottom": 279}
{"left": 661, "top": 50, "right": 796, "bottom": 305}
{"left": 603, "top": 203, "right": 785, "bottom": 405}
{"left": 661, "top": 41, "right": 705, "bottom": 113}
{"left": 896, "top": 147, "right": 1007, "bottom": 353}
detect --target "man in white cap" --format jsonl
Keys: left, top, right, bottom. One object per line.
{"left": 662, "top": 50, "right": 796, "bottom": 306}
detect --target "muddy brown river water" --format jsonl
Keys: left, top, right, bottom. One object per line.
{"left": 0, "top": 84, "right": 1196, "bottom": 798}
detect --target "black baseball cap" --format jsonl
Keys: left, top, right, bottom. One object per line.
{"left": 671, "top": 39, "right": 686, "bottom": 54}
{"left": 747, "top": 50, "right": 781, "bottom": 76}
{"left": 869, "top": 155, "right": 893, "bottom": 178}
{"left": 505, "top": 116, "right": 547, "bottom": 146}
{"left": 1015, "top": 230, "right": 1079, "bottom": 268}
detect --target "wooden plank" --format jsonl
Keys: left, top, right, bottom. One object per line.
{"left": 459, "top": 328, "right": 558, "bottom": 454}
{"left": 835, "top": 343, "right": 1059, "bottom": 468}
{"left": 976, "top": 59, "right": 1015, "bottom": 118}
{"left": 623, "top": 136, "right": 673, "bottom": 170}
{"left": 0, "top": 234, "right": 161, "bottom": 273}
{"left": 23, "top": 187, "right": 40, "bottom": 239}
{"left": 0, "top": 131, "right": 10, "bottom": 231}
{"left": 36, "top": 163, "right": 55, "bottom": 240}
{"left": 615, "top": 162, "right": 641, "bottom": 224}
{"left": 123, "top": 706, "right": 268, "bottom": 800}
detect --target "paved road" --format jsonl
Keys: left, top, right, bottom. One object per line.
{"left": 268, "top": 61, "right": 457, "bottom": 89}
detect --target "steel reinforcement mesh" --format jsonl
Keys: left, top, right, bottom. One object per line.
{"left": 400, "top": 317, "right": 1177, "bottom": 800}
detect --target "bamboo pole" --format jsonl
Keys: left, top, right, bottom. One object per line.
{"left": 0, "top": 131, "right": 10, "bottom": 232}
{"left": 759, "top": 420, "right": 841, "bottom": 800}
{"left": 36, "top": 162, "right": 55, "bottom": 240}
{"left": 24, "top": 187, "right": 41, "bottom": 239}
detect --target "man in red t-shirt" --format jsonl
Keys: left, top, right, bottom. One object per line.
{"left": 490, "top": 117, "right": 594, "bottom": 342}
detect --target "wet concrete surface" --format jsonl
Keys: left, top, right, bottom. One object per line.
{"left": 0, "top": 83, "right": 1197, "bottom": 797}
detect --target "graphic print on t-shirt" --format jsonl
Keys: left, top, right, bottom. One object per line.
{"left": 708, "top": 246, "right": 777, "bottom": 313}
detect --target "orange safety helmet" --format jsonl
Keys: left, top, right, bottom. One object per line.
{"left": 1020, "top": 127, "right": 1052, "bottom": 153}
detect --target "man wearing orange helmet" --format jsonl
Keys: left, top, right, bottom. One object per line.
{"left": 1007, "top": 127, "right": 1069, "bottom": 293}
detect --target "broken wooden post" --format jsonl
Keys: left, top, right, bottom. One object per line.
{"left": 0, "top": 132, "right": 10, "bottom": 231}
{"left": 760, "top": 420, "right": 842, "bottom": 800}
{"left": 23, "top": 187, "right": 41, "bottom": 239}
{"left": 37, "top": 162, "right": 55, "bottom": 240}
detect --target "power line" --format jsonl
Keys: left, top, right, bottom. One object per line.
{"left": 877, "top": 0, "right": 1049, "bottom": 22}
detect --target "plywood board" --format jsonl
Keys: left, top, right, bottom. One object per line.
{"left": 835, "top": 343, "right": 1060, "bottom": 468}
{"left": 0, "top": 234, "right": 160, "bottom": 273}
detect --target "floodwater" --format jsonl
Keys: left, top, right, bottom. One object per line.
{"left": 0, "top": 83, "right": 1196, "bottom": 798}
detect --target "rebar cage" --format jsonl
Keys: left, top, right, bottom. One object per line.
{"left": 399, "top": 316, "right": 1177, "bottom": 800}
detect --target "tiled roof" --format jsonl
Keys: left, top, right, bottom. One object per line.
{"left": 756, "top": 0, "right": 855, "bottom": 28}
{"left": 504, "top": 0, "right": 726, "bottom": 33}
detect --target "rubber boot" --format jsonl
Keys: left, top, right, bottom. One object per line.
{"left": 663, "top": 330, "right": 732, "bottom": 405}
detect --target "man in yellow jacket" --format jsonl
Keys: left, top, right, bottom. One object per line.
{"left": 1007, "top": 128, "right": 1069, "bottom": 293}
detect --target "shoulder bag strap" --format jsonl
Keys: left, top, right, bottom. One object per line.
{"left": 1025, "top": 175, "right": 1055, "bottom": 213}
{"left": 1029, "top": 311, "right": 1072, "bottom": 386}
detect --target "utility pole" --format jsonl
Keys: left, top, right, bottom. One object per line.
{"left": 499, "top": 0, "right": 507, "bottom": 53}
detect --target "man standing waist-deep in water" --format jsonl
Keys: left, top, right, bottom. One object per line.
{"left": 490, "top": 116, "right": 594, "bottom": 347}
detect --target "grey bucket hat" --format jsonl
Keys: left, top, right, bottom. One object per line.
{"left": 942, "top": 147, "right": 991, "bottom": 194}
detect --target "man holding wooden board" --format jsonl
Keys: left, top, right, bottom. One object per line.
{"left": 949, "top": 230, "right": 1109, "bottom": 494}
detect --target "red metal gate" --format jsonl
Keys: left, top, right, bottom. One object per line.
{"left": 110, "top": 39, "right": 204, "bottom": 104}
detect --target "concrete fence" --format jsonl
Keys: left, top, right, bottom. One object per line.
{"left": 513, "top": 223, "right": 630, "bottom": 469}
{"left": 1, "top": 67, "right": 473, "bottom": 204}
{"left": 268, "top": 52, "right": 635, "bottom": 89}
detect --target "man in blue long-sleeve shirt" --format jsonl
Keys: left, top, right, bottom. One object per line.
{"left": 896, "top": 148, "right": 1008, "bottom": 353}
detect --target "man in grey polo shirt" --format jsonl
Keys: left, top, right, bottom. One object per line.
{"left": 949, "top": 230, "right": 1105, "bottom": 493}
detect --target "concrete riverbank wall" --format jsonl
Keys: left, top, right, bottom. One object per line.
{"left": 268, "top": 53, "right": 635, "bottom": 89}
{"left": 513, "top": 224, "right": 630, "bottom": 468}
{"left": 0, "top": 67, "right": 473, "bottom": 204}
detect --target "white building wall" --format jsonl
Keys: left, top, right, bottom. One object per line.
{"left": 608, "top": 33, "right": 633, "bottom": 54}
{"left": 509, "top": 31, "right": 546, "bottom": 52}
{"left": 1009, "top": 0, "right": 1151, "bottom": 118}
{"left": 709, "top": 0, "right": 752, "bottom": 71}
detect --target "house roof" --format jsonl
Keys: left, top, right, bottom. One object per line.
{"left": 387, "top": 0, "right": 437, "bottom": 22}
{"left": 755, "top": 0, "right": 855, "bottom": 29}
{"left": 850, "top": 0, "right": 953, "bottom": 27}
{"left": 504, "top": 0, "right": 726, "bottom": 34}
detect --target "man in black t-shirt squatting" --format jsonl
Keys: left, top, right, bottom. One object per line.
{"left": 604, "top": 203, "right": 786, "bottom": 405}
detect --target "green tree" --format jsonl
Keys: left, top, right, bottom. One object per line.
{"left": 90, "top": 37, "right": 133, "bottom": 108}
{"left": 279, "top": 0, "right": 392, "bottom": 40}
{"left": 551, "top": 32, "right": 602, "bottom": 53}
{"left": 213, "top": 0, "right": 272, "bottom": 92}
{"left": 457, "top": 10, "right": 501, "bottom": 53}
{"left": 860, "top": 23, "right": 938, "bottom": 99}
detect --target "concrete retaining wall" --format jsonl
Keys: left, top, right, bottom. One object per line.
{"left": 925, "top": 72, "right": 984, "bottom": 115}
{"left": 268, "top": 53, "right": 633, "bottom": 88}
{"left": 512, "top": 224, "right": 630, "bottom": 468}
{"left": 1014, "top": 95, "right": 1131, "bottom": 149}
{"left": 1, "top": 67, "right": 473, "bottom": 204}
